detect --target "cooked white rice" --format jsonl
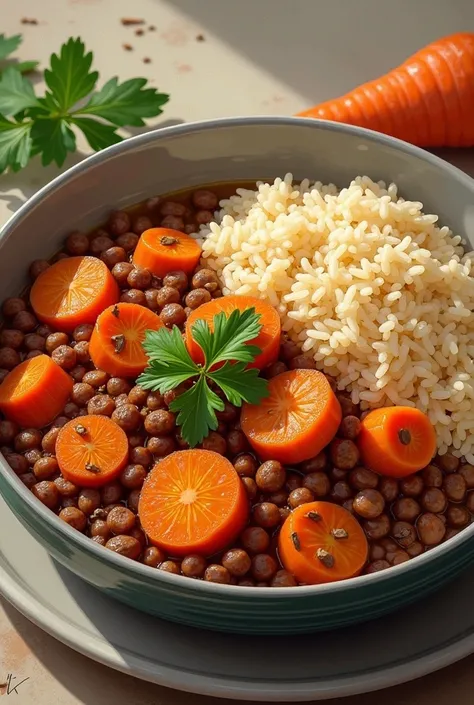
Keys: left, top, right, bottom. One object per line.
{"left": 196, "top": 174, "right": 474, "bottom": 461}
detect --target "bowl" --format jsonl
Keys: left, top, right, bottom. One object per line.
{"left": 2, "top": 117, "right": 474, "bottom": 635}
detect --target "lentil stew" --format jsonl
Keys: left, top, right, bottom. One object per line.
{"left": 0, "top": 183, "right": 472, "bottom": 588}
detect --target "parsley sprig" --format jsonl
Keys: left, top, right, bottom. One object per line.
{"left": 0, "top": 33, "right": 38, "bottom": 75}
{"left": 137, "top": 309, "right": 269, "bottom": 447}
{"left": 0, "top": 37, "right": 169, "bottom": 173}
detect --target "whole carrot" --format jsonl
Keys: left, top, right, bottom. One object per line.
{"left": 297, "top": 33, "right": 474, "bottom": 148}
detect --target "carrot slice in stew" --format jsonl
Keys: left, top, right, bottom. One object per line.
{"left": 278, "top": 501, "right": 369, "bottom": 585}
{"left": 89, "top": 302, "right": 164, "bottom": 378}
{"left": 56, "top": 415, "right": 129, "bottom": 488}
{"left": 138, "top": 449, "right": 249, "bottom": 557}
{"left": 358, "top": 406, "right": 437, "bottom": 478}
{"left": 133, "top": 227, "right": 202, "bottom": 277}
{"left": 30, "top": 256, "right": 119, "bottom": 332}
{"left": 185, "top": 295, "right": 281, "bottom": 370}
{"left": 241, "top": 369, "right": 341, "bottom": 464}
{"left": 0, "top": 354, "right": 73, "bottom": 428}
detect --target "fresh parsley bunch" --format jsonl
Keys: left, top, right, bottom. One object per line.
{"left": 0, "top": 37, "right": 169, "bottom": 173}
{"left": 138, "top": 309, "right": 269, "bottom": 447}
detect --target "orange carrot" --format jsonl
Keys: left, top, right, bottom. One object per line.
{"left": 30, "top": 256, "right": 119, "bottom": 332}
{"left": 357, "top": 406, "right": 436, "bottom": 478}
{"left": 278, "top": 501, "right": 368, "bottom": 585}
{"left": 138, "top": 449, "right": 248, "bottom": 557}
{"left": 89, "top": 302, "right": 164, "bottom": 378}
{"left": 55, "top": 415, "right": 129, "bottom": 488}
{"left": 0, "top": 354, "right": 73, "bottom": 428}
{"left": 185, "top": 295, "right": 281, "bottom": 370}
{"left": 241, "top": 369, "right": 341, "bottom": 464}
{"left": 133, "top": 227, "right": 202, "bottom": 277}
{"left": 297, "top": 33, "right": 474, "bottom": 148}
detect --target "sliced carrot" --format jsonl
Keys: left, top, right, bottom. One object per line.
{"left": 30, "top": 256, "right": 119, "bottom": 332}
{"left": 138, "top": 449, "right": 248, "bottom": 557}
{"left": 241, "top": 369, "right": 341, "bottom": 464}
{"left": 89, "top": 302, "right": 164, "bottom": 378}
{"left": 185, "top": 295, "right": 281, "bottom": 370}
{"left": 0, "top": 354, "right": 73, "bottom": 428}
{"left": 358, "top": 406, "right": 436, "bottom": 478}
{"left": 278, "top": 501, "right": 369, "bottom": 585}
{"left": 297, "top": 33, "right": 474, "bottom": 148}
{"left": 56, "top": 415, "right": 129, "bottom": 488}
{"left": 133, "top": 227, "right": 202, "bottom": 277}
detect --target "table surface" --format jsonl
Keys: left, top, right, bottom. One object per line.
{"left": 2, "top": 0, "right": 474, "bottom": 702}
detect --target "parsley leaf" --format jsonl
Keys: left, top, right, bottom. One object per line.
{"left": 137, "top": 327, "right": 200, "bottom": 393}
{"left": 30, "top": 118, "right": 76, "bottom": 167}
{"left": 169, "top": 377, "right": 223, "bottom": 448}
{"left": 0, "top": 118, "right": 32, "bottom": 171}
{"left": 208, "top": 362, "right": 269, "bottom": 406}
{"left": 69, "top": 117, "right": 121, "bottom": 151}
{"left": 0, "top": 35, "right": 38, "bottom": 75}
{"left": 139, "top": 308, "right": 269, "bottom": 447}
{"left": 0, "top": 34, "right": 22, "bottom": 62}
{"left": 76, "top": 77, "right": 169, "bottom": 127}
{"left": 13, "top": 60, "right": 39, "bottom": 75}
{"left": 44, "top": 38, "right": 98, "bottom": 112}
{"left": 192, "top": 308, "right": 262, "bottom": 367}
{"left": 142, "top": 327, "right": 198, "bottom": 368}
{"left": 0, "top": 67, "right": 40, "bottom": 114}
{"left": 0, "top": 35, "right": 169, "bottom": 173}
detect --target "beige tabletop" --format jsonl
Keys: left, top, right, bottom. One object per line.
{"left": 2, "top": 0, "right": 474, "bottom": 702}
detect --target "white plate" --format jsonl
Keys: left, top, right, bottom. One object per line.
{"left": 1, "top": 493, "right": 474, "bottom": 702}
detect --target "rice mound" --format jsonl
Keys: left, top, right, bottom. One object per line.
{"left": 197, "top": 174, "right": 474, "bottom": 462}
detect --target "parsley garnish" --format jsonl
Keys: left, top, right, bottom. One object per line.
{"left": 137, "top": 309, "right": 269, "bottom": 447}
{"left": 0, "top": 37, "right": 169, "bottom": 173}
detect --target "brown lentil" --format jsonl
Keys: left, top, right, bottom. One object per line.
{"left": 251, "top": 554, "right": 278, "bottom": 582}
{"left": 51, "top": 345, "right": 77, "bottom": 370}
{"left": 241, "top": 477, "right": 258, "bottom": 501}
{"left": 417, "top": 513, "right": 446, "bottom": 546}
{"left": 143, "top": 546, "right": 166, "bottom": 568}
{"left": 5, "top": 452, "right": 23, "bottom": 472}
{"left": 437, "top": 453, "right": 459, "bottom": 473}
{"left": 107, "top": 506, "right": 136, "bottom": 534}
{"left": 163, "top": 270, "right": 188, "bottom": 293}
{"left": 32, "top": 481, "right": 60, "bottom": 509}
{"left": 288, "top": 487, "right": 315, "bottom": 508}
{"left": 393, "top": 497, "right": 421, "bottom": 522}
{"left": 59, "top": 506, "right": 87, "bottom": 531}
{"left": 222, "top": 548, "right": 251, "bottom": 577}
{"left": 352, "top": 489, "right": 385, "bottom": 519}
{"left": 363, "top": 514, "right": 391, "bottom": 540}
{"left": 144, "top": 409, "right": 175, "bottom": 435}
{"left": 87, "top": 394, "right": 116, "bottom": 416}
{"left": 253, "top": 502, "right": 281, "bottom": 528}
{"left": 443, "top": 473, "right": 467, "bottom": 502}
{"left": 33, "top": 456, "right": 59, "bottom": 481}
{"left": 204, "top": 565, "right": 231, "bottom": 584}
{"left": 446, "top": 504, "right": 471, "bottom": 528}
{"left": 106, "top": 535, "right": 141, "bottom": 559}
{"left": 234, "top": 454, "right": 257, "bottom": 477}
{"left": 421, "top": 487, "right": 447, "bottom": 514}
{"left": 147, "top": 435, "right": 176, "bottom": 457}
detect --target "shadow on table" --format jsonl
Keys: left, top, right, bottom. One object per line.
{"left": 0, "top": 118, "right": 185, "bottom": 216}
{"left": 158, "top": 0, "right": 474, "bottom": 104}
